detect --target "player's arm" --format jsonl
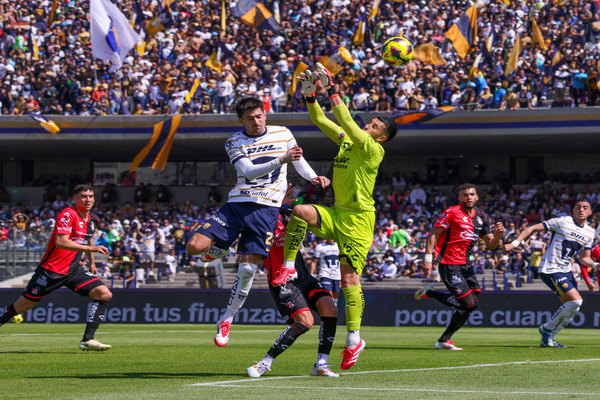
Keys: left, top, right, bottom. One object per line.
{"left": 55, "top": 234, "right": 109, "bottom": 255}
{"left": 504, "top": 222, "right": 546, "bottom": 252}
{"left": 578, "top": 248, "right": 600, "bottom": 273}
{"left": 297, "top": 69, "right": 344, "bottom": 143}
{"left": 578, "top": 261, "right": 596, "bottom": 292}
{"left": 291, "top": 156, "right": 330, "bottom": 188}
{"left": 86, "top": 238, "right": 97, "bottom": 275}
{"left": 310, "top": 258, "right": 318, "bottom": 276}
{"left": 231, "top": 146, "right": 302, "bottom": 181}
{"left": 315, "top": 63, "right": 371, "bottom": 150}
{"left": 423, "top": 226, "right": 443, "bottom": 278}
{"left": 482, "top": 222, "right": 505, "bottom": 251}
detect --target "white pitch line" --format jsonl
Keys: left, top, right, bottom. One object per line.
{"left": 189, "top": 358, "right": 600, "bottom": 387}
{"left": 201, "top": 385, "right": 600, "bottom": 396}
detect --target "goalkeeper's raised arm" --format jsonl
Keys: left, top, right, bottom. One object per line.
{"left": 299, "top": 63, "right": 398, "bottom": 149}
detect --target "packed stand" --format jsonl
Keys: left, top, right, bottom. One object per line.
{"left": 2, "top": 170, "right": 600, "bottom": 287}
{"left": 0, "top": 0, "right": 598, "bottom": 116}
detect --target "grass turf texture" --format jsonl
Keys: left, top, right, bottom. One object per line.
{"left": 1, "top": 324, "right": 599, "bottom": 399}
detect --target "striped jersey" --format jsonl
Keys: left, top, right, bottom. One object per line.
{"left": 314, "top": 242, "right": 341, "bottom": 280}
{"left": 433, "top": 204, "right": 493, "bottom": 265}
{"left": 225, "top": 125, "right": 295, "bottom": 207}
{"left": 539, "top": 216, "right": 595, "bottom": 274}
{"left": 38, "top": 206, "right": 99, "bottom": 275}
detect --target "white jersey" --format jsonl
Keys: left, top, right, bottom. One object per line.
{"left": 314, "top": 242, "right": 341, "bottom": 280}
{"left": 539, "top": 216, "right": 594, "bottom": 274}
{"left": 226, "top": 125, "right": 296, "bottom": 207}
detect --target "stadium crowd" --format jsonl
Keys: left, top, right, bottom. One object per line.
{"left": 2, "top": 169, "right": 600, "bottom": 284}
{"left": 0, "top": 0, "right": 598, "bottom": 116}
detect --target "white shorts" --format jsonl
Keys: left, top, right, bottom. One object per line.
{"left": 140, "top": 252, "right": 155, "bottom": 263}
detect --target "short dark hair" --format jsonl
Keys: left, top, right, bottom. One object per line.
{"left": 576, "top": 200, "right": 592, "bottom": 208}
{"left": 235, "top": 97, "right": 264, "bottom": 118}
{"left": 378, "top": 117, "right": 398, "bottom": 142}
{"left": 73, "top": 184, "right": 94, "bottom": 195}
{"left": 457, "top": 183, "right": 477, "bottom": 194}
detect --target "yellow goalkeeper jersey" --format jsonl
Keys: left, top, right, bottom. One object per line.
{"left": 308, "top": 102, "right": 384, "bottom": 212}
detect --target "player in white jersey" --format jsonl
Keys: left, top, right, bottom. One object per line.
{"left": 505, "top": 200, "right": 599, "bottom": 348}
{"left": 186, "top": 97, "right": 330, "bottom": 347}
{"left": 312, "top": 239, "right": 342, "bottom": 305}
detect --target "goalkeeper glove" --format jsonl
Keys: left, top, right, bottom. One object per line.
{"left": 297, "top": 69, "right": 317, "bottom": 103}
{"left": 316, "top": 62, "right": 338, "bottom": 97}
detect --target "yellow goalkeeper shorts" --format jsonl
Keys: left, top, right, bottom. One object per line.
{"left": 309, "top": 204, "right": 375, "bottom": 276}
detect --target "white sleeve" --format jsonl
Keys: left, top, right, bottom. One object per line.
{"left": 291, "top": 156, "right": 318, "bottom": 181}
{"left": 233, "top": 157, "right": 282, "bottom": 181}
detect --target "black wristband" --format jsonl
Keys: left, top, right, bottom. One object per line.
{"left": 305, "top": 95, "right": 316, "bottom": 104}
{"left": 327, "top": 87, "right": 338, "bottom": 97}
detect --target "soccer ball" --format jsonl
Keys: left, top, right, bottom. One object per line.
{"left": 11, "top": 314, "right": 23, "bottom": 323}
{"left": 381, "top": 37, "right": 414, "bottom": 67}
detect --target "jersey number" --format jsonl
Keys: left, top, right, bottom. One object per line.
{"left": 561, "top": 240, "right": 582, "bottom": 260}
{"left": 265, "top": 232, "right": 274, "bottom": 247}
{"left": 245, "top": 156, "right": 281, "bottom": 189}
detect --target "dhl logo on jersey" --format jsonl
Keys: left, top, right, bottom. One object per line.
{"left": 247, "top": 144, "right": 278, "bottom": 155}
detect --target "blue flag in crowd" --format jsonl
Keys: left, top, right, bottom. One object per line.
{"left": 90, "top": 0, "right": 141, "bottom": 72}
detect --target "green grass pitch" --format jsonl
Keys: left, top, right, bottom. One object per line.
{"left": 1, "top": 323, "right": 599, "bottom": 399}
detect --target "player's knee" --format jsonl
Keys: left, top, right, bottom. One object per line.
{"left": 237, "top": 262, "right": 257, "bottom": 281}
{"left": 91, "top": 286, "right": 112, "bottom": 302}
{"left": 291, "top": 205, "right": 313, "bottom": 222}
{"left": 566, "top": 299, "right": 583, "bottom": 314}
{"left": 457, "top": 298, "right": 477, "bottom": 312}
{"left": 316, "top": 296, "right": 337, "bottom": 317}
{"left": 290, "top": 321, "right": 310, "bottom": 335}
{"left": 293, "top": 311, "right": 314, "bottom": 328}
{"left": 185, "top": 234, "right": 210, "bottom": 255}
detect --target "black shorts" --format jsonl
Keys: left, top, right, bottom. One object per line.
{"left": 23, "top": 266, "right": 106, "bottom": 302}
{"left": 269, "top": 275, "right": 331, "bottom": 322}
{"left": 439, "top": 263, "right": 481, "bottom": 300}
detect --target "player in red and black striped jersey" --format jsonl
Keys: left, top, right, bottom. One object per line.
{"left": 580, "top": 245, "right": 600, "bottom": 292}
{"left": 417, "top": 183, "right": 504, "bottom": 350}
{"left": 246, "top": 205, "right": 339, "bottom": 378}
{"left": 0, "top": 184, "right": 113, "bottom": 351}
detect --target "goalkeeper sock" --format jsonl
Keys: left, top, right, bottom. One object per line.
{"left": 283, "top": 215, "right": 308, "bottom": 263}
{"left": 342, "top": 284, "right": 364, "bottom": 337}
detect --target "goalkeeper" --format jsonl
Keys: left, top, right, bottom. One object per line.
{"left": 271, "top": 63, "right": 397, "bottom": 370}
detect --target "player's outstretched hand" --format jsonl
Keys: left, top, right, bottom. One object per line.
{"left": 492, "top": 222, "right": 505, "bottom": 237}
{"left": 279, "top": 145, "right": 303, "bottom": 163}
{"left": 92, "top": 245, "right": 110, "bottom": 255}
{"left": 422, "top": 261, "right": 432, "bottom": 278}
{"left": 311, "top": 176, "right": 331, "bottom": 188}
{"left": 315, "top": 62, "right": 334, "bottom": 90}
{"left": 282, "top": 183, "right": 297, "bottom": 207}
{"left": 587, "top": 282, "right": 597, "bottom": 292}
{"left": 298, "top": 69, "right": 316, "bottom": 97}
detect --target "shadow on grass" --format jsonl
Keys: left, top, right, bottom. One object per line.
{"left": 30, "top": 372, "right": 246, "bottom": 380}
{"left": 365, "top": 344, "right": 536, "bottom": 350}
{"left": 0, "top": 350, "right": 78, "bottom": 354}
